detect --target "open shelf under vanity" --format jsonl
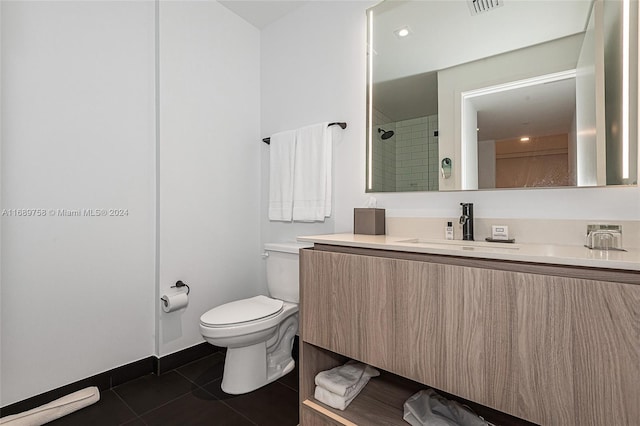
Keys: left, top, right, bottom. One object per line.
{"left": 299, "top": 342, "right": 536, "bottom": 426}
{"left": 300, "top": 344, "right": 422, "bottom": 425}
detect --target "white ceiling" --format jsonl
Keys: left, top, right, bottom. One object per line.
{"left": 219, "top": 1, "right": 307, "bottom": 29}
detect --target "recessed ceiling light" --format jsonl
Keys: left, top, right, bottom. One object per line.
{"left": 394, "top": 26, "right": 412, "bottom": 38}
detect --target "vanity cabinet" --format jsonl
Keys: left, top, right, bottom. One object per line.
{"left": 299, "top": 245, "right": 640, "bottom": 425}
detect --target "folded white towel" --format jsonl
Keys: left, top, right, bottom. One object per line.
{"left": 314, "top": 360, "right": 380, "bottom": 398}
{"left": 0, "top": 386, "right": 100, "bottom": 425}
{"left": 314, "top": 385, "right": 353, "bottom": 411}
{"left": 268, "top": 129, "right": 297, "bottom": 221}
{"left": 314, "top": 369, "right": 375, "bottom": 412}
{"left": 292, "top": 122, "right": 332, "bottom": 221}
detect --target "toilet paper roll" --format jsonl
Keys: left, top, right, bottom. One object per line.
{"left": 161, "top": 292, "right": 188, "bottom": 313}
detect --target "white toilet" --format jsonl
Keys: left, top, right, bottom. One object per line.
{"left": 199, "top": 242, "right": 310, "bottom": 394}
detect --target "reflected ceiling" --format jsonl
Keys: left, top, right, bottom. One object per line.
{"left": 372, "top": 0, "right": 593, "bottom": 83}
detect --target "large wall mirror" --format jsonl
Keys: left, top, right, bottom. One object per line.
{"left": 366, "top": 0, "right": 639, "bottom": 192}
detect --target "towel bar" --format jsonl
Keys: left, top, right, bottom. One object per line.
{"left": 262, "top": 122, "right": 347, "bottom": 144}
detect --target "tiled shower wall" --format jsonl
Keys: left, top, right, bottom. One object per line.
{"left": 371, "top": 109, "right": 396, "bottom": 192}
{"left": 395, "top": 115, "right": 439, "bottom": 191}
{"left": 372, "top": 112, "right": 439, "bottom": 192}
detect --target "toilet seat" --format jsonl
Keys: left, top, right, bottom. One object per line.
{"left": 200, "top": 295, "right": 283, "bottom": 327}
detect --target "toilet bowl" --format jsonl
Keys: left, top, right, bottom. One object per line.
{"left": 199, "top": 296, "right": 298, "bottom": 394}
{"left": 199, "top": 242, "right": 310, "bottom": 394}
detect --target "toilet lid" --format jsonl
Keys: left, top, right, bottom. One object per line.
{"left": 200, "top": 295, "right": 284, "bottom": 327}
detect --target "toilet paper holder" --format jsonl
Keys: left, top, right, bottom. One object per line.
{"left": 171, "top": 280, "right": 190, "bottom": 295}
{"left": 161, "top": 280, "right": 190, "bottom": 309}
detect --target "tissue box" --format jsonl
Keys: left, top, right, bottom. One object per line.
{"left": 354, "top": 208, "right": 385, "bottom": 235}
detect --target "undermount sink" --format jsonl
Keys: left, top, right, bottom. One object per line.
{"left": 397, "top": 238, "right": 521, "bottom": 250}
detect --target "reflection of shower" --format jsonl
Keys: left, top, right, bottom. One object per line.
{"left": 378, "top": 128, "right": 395, "bottom": 140}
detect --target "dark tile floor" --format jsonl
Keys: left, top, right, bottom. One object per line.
{"left": 48, "top": 351, "right": 299, "bottom": 426}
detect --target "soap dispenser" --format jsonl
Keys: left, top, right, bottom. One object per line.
{"left": 445, "top": 221, "right": 454, "bottom": 240}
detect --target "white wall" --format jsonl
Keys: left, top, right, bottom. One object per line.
{"left": 261, "top": 1, "right": 640, "bottom": 241}
{"left": 0, "top": 0, "right": 262, "bottom": 406}
{"left": 158, "top": 1, "right": 262, "bottom": 356}
{"left": 1, "top": 1, "right": 156, "bottom": 405}
{"left": 478, "top": 140, "right": 496, "bottom": 189}
{"left": 261, "top": 1, "right": 376, "bottom": 243}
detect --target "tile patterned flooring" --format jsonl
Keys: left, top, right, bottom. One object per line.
{"left": 48, "top": 352, "right": 299, "bottom": 426}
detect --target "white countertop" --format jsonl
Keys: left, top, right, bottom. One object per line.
{"left": 297, "top": 233, "right": 640, "bottom": 271}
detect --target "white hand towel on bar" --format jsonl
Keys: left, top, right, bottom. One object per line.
{"left": 314, "top": 360, "right": 380, "bottom": 398}
{"left": 268, "top": 129, "right": 297, "bottom": 221}
{"left": 292, "top": 122, "right": 332, "bottom": 221}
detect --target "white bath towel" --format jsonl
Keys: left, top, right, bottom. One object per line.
{"left": 314, "top": 385, "right": 356, "bottom": 411}
{"left": 0, "top": 386, "right": 100, "bottom": 425}
{"left": 314, "top": 360, "right": 380, "bottom": 397}
{"left": 292, "top": 122, "right": 332, "bottom": 221}
{"left": 268, "top": 129, "right": 297, "bottom": 221}
{"left": 314, "top": 368, "right": 377, "bottom": 411}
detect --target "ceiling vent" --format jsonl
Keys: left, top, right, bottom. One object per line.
{"left": 468, "top": 0, "right": 504, "bottom": 16}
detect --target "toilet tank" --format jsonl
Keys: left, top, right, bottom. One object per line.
{"left": 264, "top": 242, "right": 312, "bottom": 303}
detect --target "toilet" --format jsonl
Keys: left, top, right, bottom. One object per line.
{"left": 199, "top": 242, "right": 310, "bottom": 394}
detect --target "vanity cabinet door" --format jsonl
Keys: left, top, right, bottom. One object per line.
{"left": 441, "top": 266, "right": 519, "bottom": 414}
{"left": 390, "top": 260, "right": 449, "bottom": 391}
{"left": 393, "top": 262, "right": 520, "bottom": 416}
{"left": 525, "top": 275, "right": 639, "bottom": 425}
{"left": 300, "top": 249, "right": 395, "bottom": 369}
{"left": 511, "top": 272, "right": 575, "bottom": 423}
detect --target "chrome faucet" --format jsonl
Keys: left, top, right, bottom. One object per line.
{"left": 459, "top": 203, "right": 474, "bottom": 241}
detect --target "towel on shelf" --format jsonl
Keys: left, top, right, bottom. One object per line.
{"left": 313, "top": 361, "right": 380, "bottom": 411}
{"left": 314, "top": 383, "right": 363, "bottom": 411}
{"left": 292, "top": 122, "right": 332, "bottom": 221}
{"left": 314, "top": 360, "right": 379, "bottom": 397}
{"left": 268, "top": 129, "right": 297, "bottom": 221}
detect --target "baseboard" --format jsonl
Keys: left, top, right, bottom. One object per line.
{"left": 156, "top": 342, "right": 221, "bottom": 375}
{"left": 0, "top": 342, "right": 222, "bottom": 418}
